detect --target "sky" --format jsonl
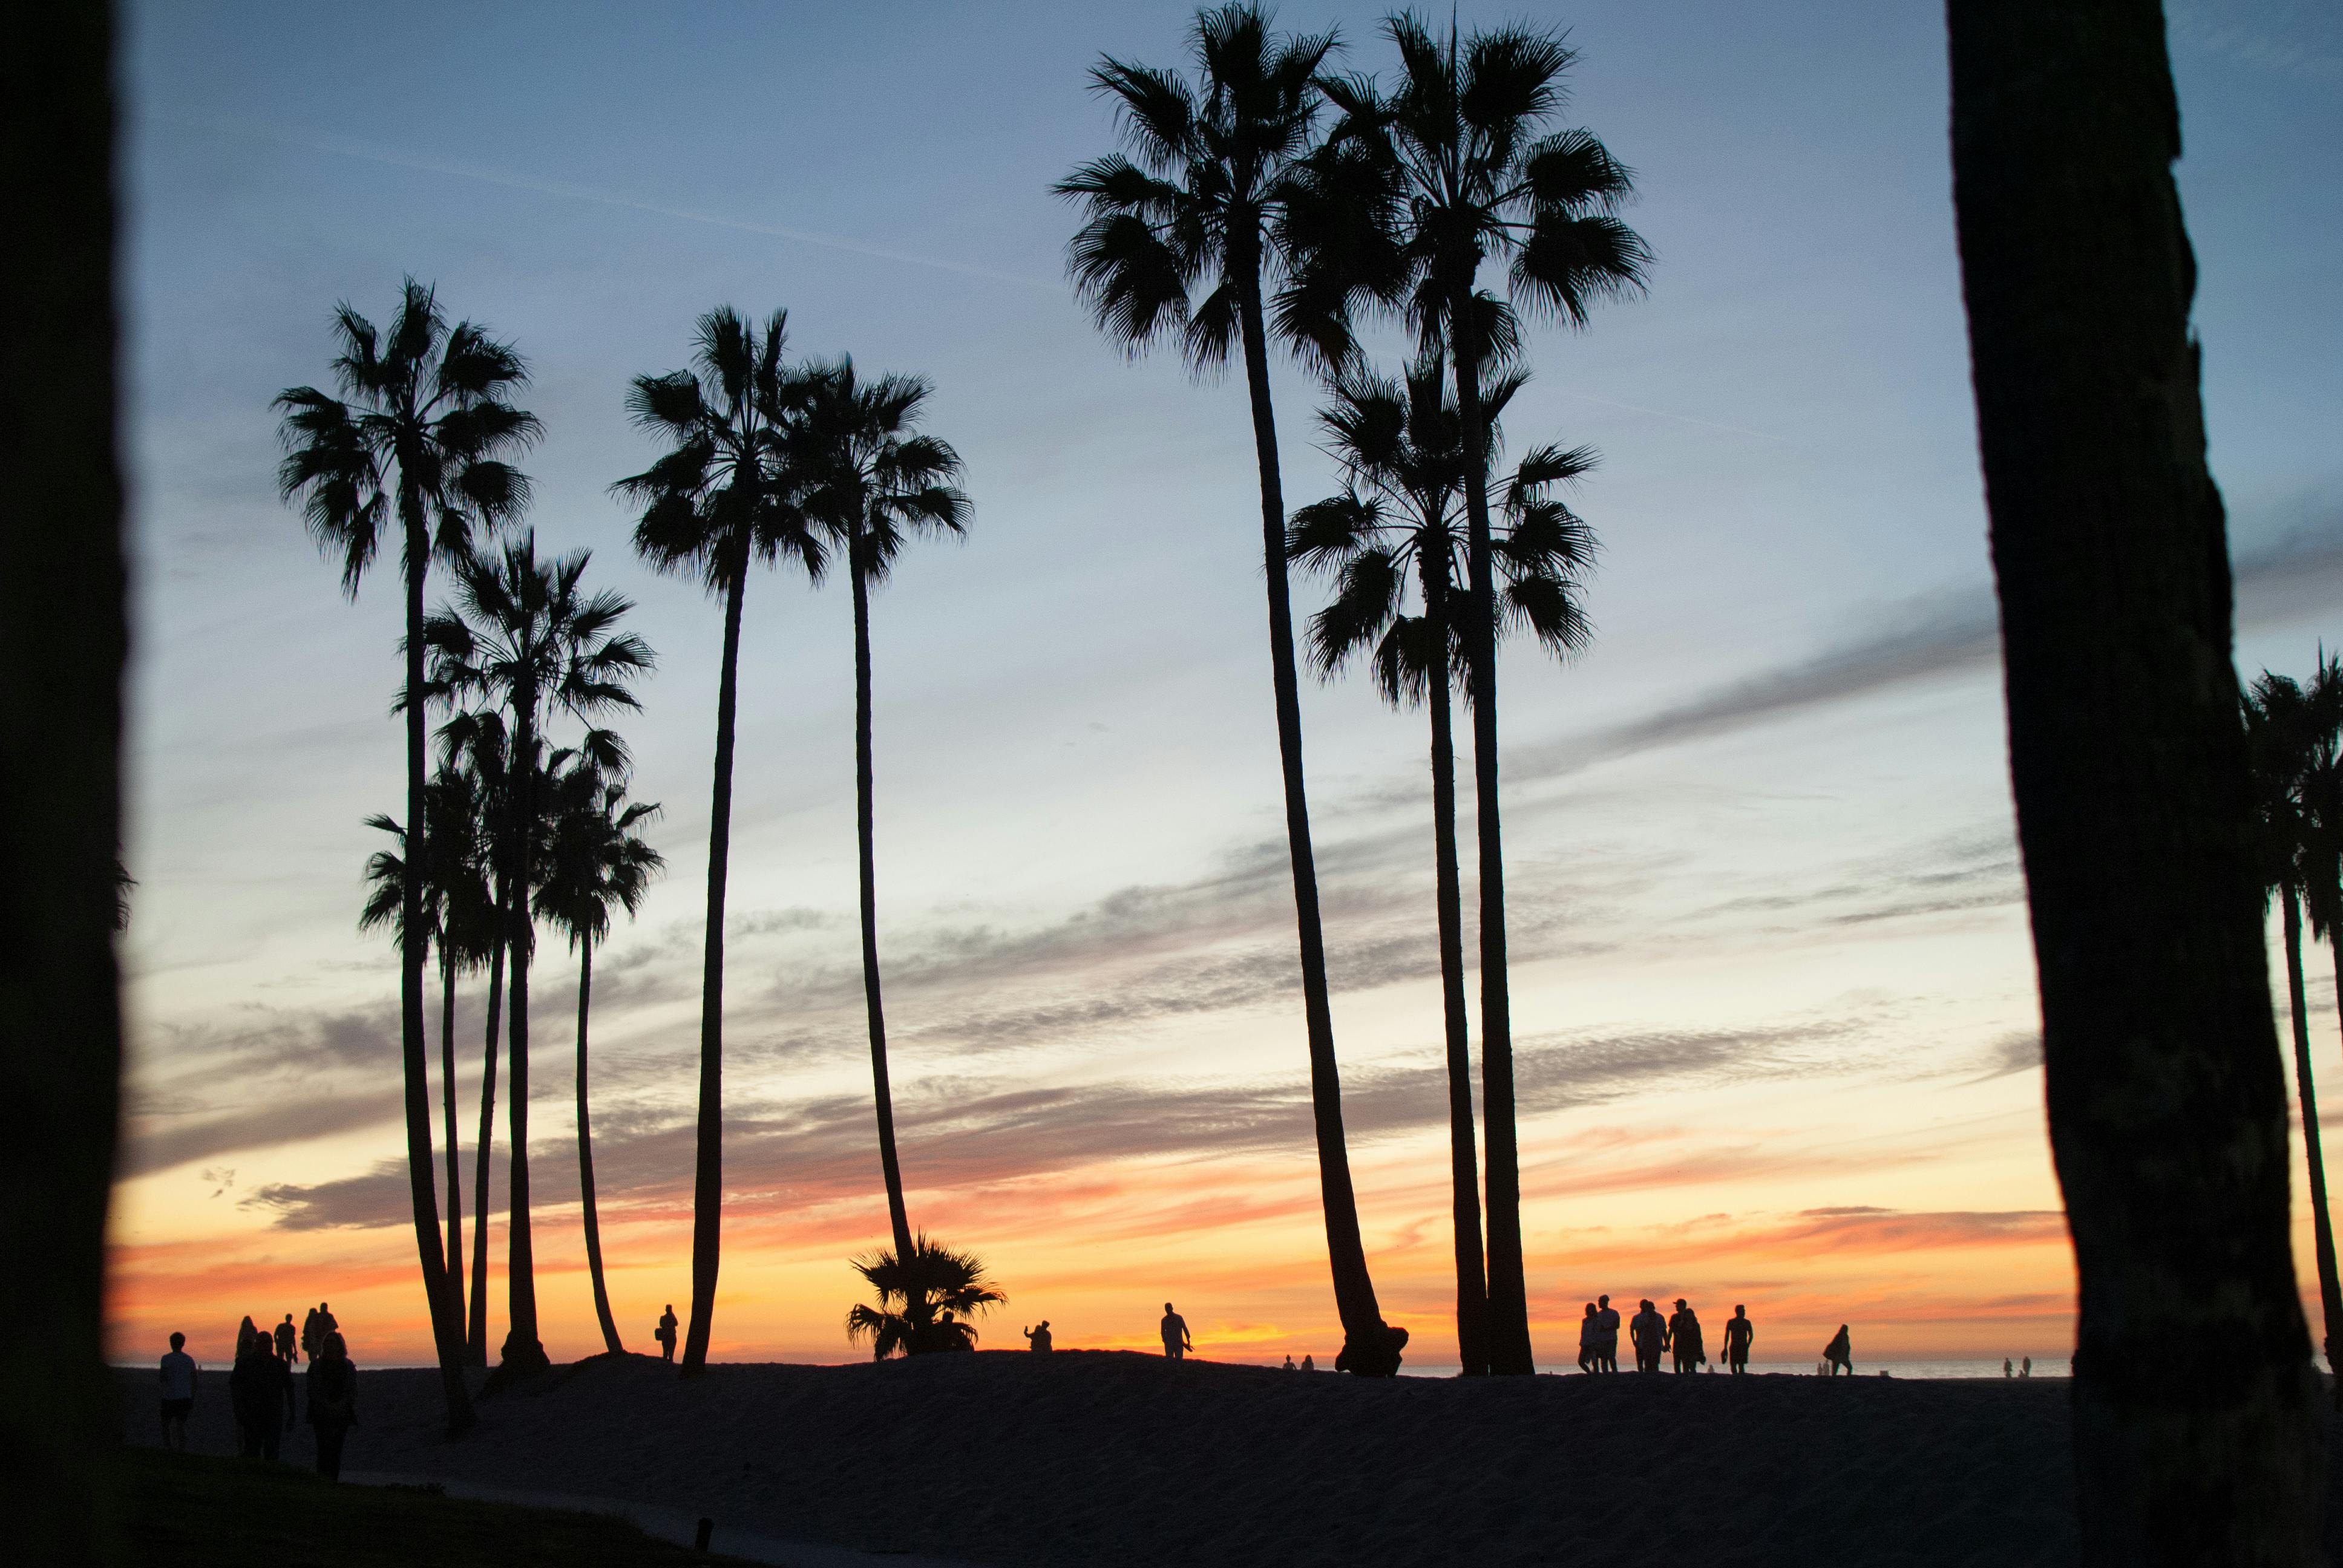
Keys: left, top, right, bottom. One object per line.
{"left": 108, "top": 1, "right": 2343, "bottom": 1370}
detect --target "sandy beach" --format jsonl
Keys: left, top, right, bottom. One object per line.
{"left": 110, "top": 1349, "right": 2233, "bottom": 1566}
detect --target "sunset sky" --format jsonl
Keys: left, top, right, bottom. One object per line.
{"left": 108, "top": 1, "right": 2342, "bottom": 1370}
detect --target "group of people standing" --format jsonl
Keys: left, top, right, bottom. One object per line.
{"left": 158, "top": 1304, "right": 361, "bottom": 1481}
{"left": 1577, "top": 1297, "right": 1758, "bottom": 1374}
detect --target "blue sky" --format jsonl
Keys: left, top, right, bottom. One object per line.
{"left": 109, "top": 1, "right": 2343, "bottom": 1364}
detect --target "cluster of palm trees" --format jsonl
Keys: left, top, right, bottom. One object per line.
{"left": 278, "top": 285, "right": 971, "bottom": 1425}
{"left": 1060, "top": 5, "right": 1646, "bottom": 1374}
{"left": 2244, "top": 656, "right": 2343, "bottom": 1387}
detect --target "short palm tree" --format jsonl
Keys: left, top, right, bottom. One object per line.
{"left": 439, "top": 707, "right": 516, "bottom": 1365}
{"left": 2244, "top": 672, "right": 2343, "bottom": 1389}
{"left": 1058, "top": 0, "right": 1407, "bottom": 1376}
{"left": 276, "top": 278, "right": 537, "bottom": 1429}
{"left": 540, "top": 756, "right": 663, "bottom": 1357}
{"left": 844, "top": 1236, "right": 1006, "bottom": 1359}
{"left": 796, "top": 360, "right": 969, "bottom": 1279}
{"left": 616, "top": 307, "right": 825, "bottom": 1374}
{"left": 425, "top": 535, "right": 652, "bottom": 1371}
{"left": 1307, "top": 16, "right": 1648, "bottom": 1374}
{"left": 1290, "top": 359, "right": 1597, "bottom": 1376}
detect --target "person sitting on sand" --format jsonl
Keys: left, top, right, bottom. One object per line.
{"left": 1282, "top": 1354, "right": 1295, "bottom": 1370}
{"left": 1668, "top": 1300, "right": 1704, "bottom": 1373}
{"left": 1723, "top": 1305, "right": 1754, "bottom": 1374}
{"left": 1299, "top": 1354, "right": 1315, "bottom": 1371}
{"left": 1594, "top": 1295, "right": 1622, "bottom": 1374}
{"left": 1161, "top": 1302, "right": 1191, "bottom": 1361}
{"left": 1024, "top": 1321, "right": 1054, "bottom": 1353}
{"left": 159, "top": 1331, "right": 197, "bottom": 1452}
{"left": 275, "top": 1313, "right": 298, "bottom": 1365}
{"left": 306, "top": 1330, "right": 358, "bottom": 1482}
{"left": 656, "top": 1304, "right": 678, "bottom": 1362}
{"left": 1576, "top": 1303, "right": 1599, "bottom": 1373}
{"left": 1824, "top": 1324, "right": 1853, "bottom": 1377}
{"left": 1630, "top": 1299, "right": 1668, "bottom": 1373}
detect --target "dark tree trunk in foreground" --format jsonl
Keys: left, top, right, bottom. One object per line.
{"left": 1948, "top": 2, "right": 2322, "bottom": 1558}
{"left": 851, "top": 540, "right": 917, "bottom": 1269}
{"left": 1, "top": 8, "right": 128, "bottom": 1553}
{"left": 1448, "top": 287, "right": 1532, "bottom": 1377}
{"left": 1424, "top": 567, "right": 1490, "bottom": 1377}
{"left": 683, "top": 552, "right": 749, "bottom": 1374}
{"left": 442, "top": 952, "right": 465, "bottom": 1336}
{"left": 468, "top": 913, "right": 505, "bottom": 1365}
{"left": 1233, "top": 242, "right": 1400, "bottom": 1374}
{"left": 502, "top": 698, "right": 544, "bottom": 1370}
{"left": 2281, "top": 890, "right": 2343, "bottom": 1386}
{"left": 575, "top": 932, "right": 623, "bottom": 1355}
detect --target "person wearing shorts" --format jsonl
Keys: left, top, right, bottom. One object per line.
{"left": 159, "top": 1332, "right": 197, "bottom": 1451}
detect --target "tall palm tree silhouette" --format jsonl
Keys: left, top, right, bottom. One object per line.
{"left": 1058, "top": 1, "right": 1407, "bottom": 1374}
{"left": 276, "top": 278, "right": 539, "bottom": 1428}
{"left": 2244, "top": 672, "right": 2343, "bottom": 1390}
{"left": 1308, "top": 17, "right": 1647, "bottom": 1373}
{"left": 426, "top": 536, "right": 651, "bottom": 1371}
{"left": 798, "top": 361, "right": 969, "bottom": 1275}
{"left": 1290, "top": 359, "right": 1597, "bottom": 1376}
{"left": 440, "top": 707, "right": 516, "bottom": 1365}
{"left": 541, "top": 754, "right": 663, "bottom": 1357}
{"left": 615, "top": 306, "right": 824, "bottom": 1374}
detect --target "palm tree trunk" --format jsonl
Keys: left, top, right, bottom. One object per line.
{"left": 441, "top": 949, "right": 464, "bottom": 1338}
{"left": 2282, "top": 889, "right": 2343, "bottom": 1394}
{"left": 1, "top": 14, "right": 129, "bottom": 1546}
{"left": 1948, "top": 1, "right": 2321, "bottom": 1556}
{"left": 1423, "top": 567, "right": 1489, "bottom": 1376}
{"left": 853, "top": 540, "right": 917, "bottom": 1269}
{"left": 503, "top": 695, "right": 543, "bottom": 1369}
{"left": 1233, "top": 239, "right": 1395, "bottom": 1373}
{"left": 683, "top": 546, "right": 749, "bottom": 1374}
{"left": 1447, "top": 286, "right": 1532, "bottom": 1377}
{"left": 468, "top": 907, "right": 505, "bottom": 1365}
{"left": 576, "top": 930, "right": 623, "bottom": 1355}
{"left": 399, "top": 484, "right": 473, "bottom": 1429}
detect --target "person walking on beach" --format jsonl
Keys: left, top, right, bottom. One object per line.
{"left": 1023, "top": 1321, "right": 1054, "bottom": 1353}
{"left": 306, "top": 1330, "right": 358, "bottom": 1481}
{"left": 1823, "top": 1324, "right": 1853, "bottom": 1376}
{"left": 1723, "top": 1305, "right": 1754, "bottom": 1373}
{"left": 236, "top": 1315, "right": 259, "bottom": 1358}
{"left": 1669, "top": 1300, "right": 1705, "bottom": 1373}
{"left": 274, "top": 1314, "right": 297, "bottom": 1365}
{"left": 1576, "top": 1303, "right": 1599, "bottom": 1373}
{"left": 231, "top": 1331, "right": 292, "bottom": 1460}
{"left": 1630, "top": 1299, "right": 1668, "bottom": 1373}
{"left": 1594, "top": 1295, "right": 1622, "bottom": 1373}
{"left": 159, "top": 1332, "right": 197, "bottom": 1452}
{"left": 312, "top": 1302, "right": 338, "bottom": 1354}
{"left": 1160, "top": 1302, "right": 1191, "bottom": 1361}
{"left": 300, "top": 1305, "right": 321, "bottom": 1363}
{"left": 656, "top": 1304, "right": 678, "bottom": 1362}
{"left": 2020, "top": 1356, "right": 2031, "bottom": 1378}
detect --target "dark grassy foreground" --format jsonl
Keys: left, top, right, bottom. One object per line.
{"left": 115, "top": 1445, "right": 738, "bottom": 1567}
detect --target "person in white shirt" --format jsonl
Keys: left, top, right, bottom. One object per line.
{"left": 158, "top": 1332, "right": 197, "bottom": 1451}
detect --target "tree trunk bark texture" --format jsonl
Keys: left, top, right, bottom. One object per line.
{"left": 853, "top": 540, "right": 919, "bottom": 1269}
{"left": 1948, "top": 2, "right": 2322, "bottom": 1558}
{"left": 2281, "top": 892, "right": 2343, "bottom": 1391}
{"left": 576, "top": 933, "right": 623, "bottom": 1355}
{"left": 502, "top": 687, "right": 543, "bottom": 1370}
{"left": 1233, "top": 238, "right": 1401, "bottom": 1375}
{"left": 0, "top": 7, "right": 129, "bottom": 1553}
{"left": 442, "top": 953, "right": 465, "bottom": 1338}
{"left": 469, "top": 913, "right": 505, "bottom": 1365}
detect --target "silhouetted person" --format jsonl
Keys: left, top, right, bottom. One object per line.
{"left": 306, "top": 1330, "right": 358, "bottom": 1481}
{"left": 656, "top": 1304, "right": 678, "bottom": 1362}
{"left": 2004, "top": 1357, "right": 2014, "bottom": 1378}
{"left": 1723, "top": 1305, "right": 1754, "bottom": 1374}
{"left": 1576, "top": 1303, "right": 1599, "bottom": 1373}
{"left": 1594, "top": 1295, "right": 1621, "bottom": 1374}
{"left": 1630, "top": 1299, "right": 1668, "bottom": 1373}
{"left": 314, "top": 1301, "right": 338, "bottom": 1347}
{"left": 1824, "top": 1324, "right": 1853, "bottom": 1377}
{"left": 231, "top": 1334, "right": 291, "bottom": 1460}
{"left": 1282, "top": 1354, "right": 1296, "bottom": 1370}
{"left": 1023, "top": 1321, "right": 1053, "bottom": 1353}
{"left": 1299, "top": 1354, "right": 1314, "bottom": 1371}
{"left": 159, "top": 1331, "right": 197, "bottom": 1451}
{"left": 1669, "top": 1300, "right": 1704, "bottom": 1373}
{"left": 301, "top": 1305, "right": 321, "bottom": 1362}
{"left": 2020, "top": 1356, "right": 2031, "bottom": 1379}
{"left": 274, "top": 1314, "right": 297, "bottom": 1365}
{"left": 1160, "top": 1302, "right": 1191, "bottom": 1361}
{"left": 235, "top": 1315, "right": 259, "bottom": 1359}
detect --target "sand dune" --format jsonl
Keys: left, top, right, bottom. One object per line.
{"left": 111, "top": 1350, "right": 2339, "bottom": 1566}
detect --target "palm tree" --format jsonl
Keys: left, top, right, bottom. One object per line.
{"left": 1289, "top": 358, "right": 1597, "bottom": 1375}
{"left": 276, "top": 278, "right": 538, "bottom": 1428}
{"left": 1305, "top": 16, "right": 1648, "bottom": 1374}
{"left": 440, "top": 708, "right": 515, "bottom": 1365}
{"left": 2244, "top": 673, "right": 2343, "bottom": 1390}
{"left": 843, "top": 1236, "right": 1006, "bottom": 1360}
{"left": 617, "top": 307, "right": 825, "bottom": 1374}
{"left": 425, "top": 535, "right": 652, "bottom": 1371}
{"left": 1058, "top": 1, "right": 1408, "bottom": 1376}
{"left": 796, "top": 361, "right": 969, "bottom": 1278}
{"left": 540, "top": 756, "right": 664, "bottom": 1357}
